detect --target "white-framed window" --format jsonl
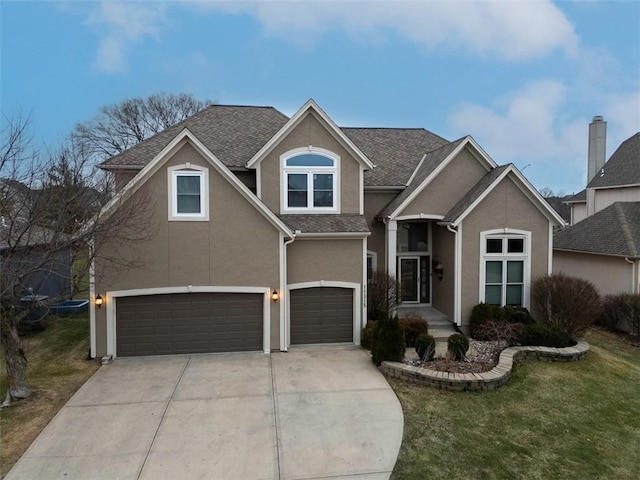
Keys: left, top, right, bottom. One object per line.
{"left": 479, "top": 230, "right": 531, "bottom": 307}
{"left": 168, "top": 164, "right": 209, "bottom": 221}
{"left": 282, "top": 148, "right": 339, "bottom": 212}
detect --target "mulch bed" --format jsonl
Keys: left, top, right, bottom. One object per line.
{"left": 403, "top": 339, "right": 507, "bottom": 374}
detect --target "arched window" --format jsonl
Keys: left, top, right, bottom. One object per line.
{"left": 282, "top": 150, "right": 338, "bottom": 212}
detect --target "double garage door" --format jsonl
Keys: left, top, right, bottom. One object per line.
{"left": 115, "top": 287, "right": 354, "bottom": 356}
{"left": 116, "top": 292, "right": 263, "bottom": 357}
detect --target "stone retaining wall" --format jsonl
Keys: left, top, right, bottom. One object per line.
{"left": 381, "top": 341, "right": 590, "bottom": 392}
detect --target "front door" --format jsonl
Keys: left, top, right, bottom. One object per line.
{"left": 399, "top": 256, "right": 430, "bottom": 304}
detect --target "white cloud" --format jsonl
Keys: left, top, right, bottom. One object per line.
{"left": 447, "top": 81, "right": 640, "bottom": 192}
{"left": 86, "top": 1, "right": 167, "bottom": 73}
{"left": 83, "top": 0, "right": 578, "bottom": 73}
{"left": 195, "top": 0, "right": 578, "bottom": 60}
{"left": 447, "top": 80, "right": 589, "bottom": 192}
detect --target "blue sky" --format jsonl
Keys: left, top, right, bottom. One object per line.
{"left": 2, "top": 1, "right": 639, "bottom": 194}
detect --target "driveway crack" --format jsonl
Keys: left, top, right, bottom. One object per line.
{"left": 269, "top": 353, "right": 283, "bottom": 480}
{"left": 136, "top": 356, "right": 191, "bottom": 480}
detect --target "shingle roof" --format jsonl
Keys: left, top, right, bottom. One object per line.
{"left": 544, "top": 195, "right": 572, "bottom": 224}
{"left": 587, "top": 132, "right": 640, "bottom": 189}
{"left": 101, "top": 106, "right": 450, "bottom": 189}
{"left": 100, "top": 105, "right": 289, "bottom": 169}
{"left": 377, "top": 139, "right": 465, "bottom": 218}
{"left": 441, "top": 165, "right": 511, "bottom": 224}
{"left": 565, "top": 189, "right": 586, "bottom": 203}
{"left": 342, "top": 128, "right": 449, "bottom": 186}
{"left": 278, "top": 214, "right": 370, "bottom": 234}
{"left": 553, "top": 201, "right": 640, "bottom": 257}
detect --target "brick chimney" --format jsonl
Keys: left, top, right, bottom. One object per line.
{"left": 587, "top": 115, "right": 606, "bottom": 184}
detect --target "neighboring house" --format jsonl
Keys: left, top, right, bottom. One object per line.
{"left": 0, "top": 222, "right": 72, "bottom": 299}
{"left": 544, "top": 195, "right": 572, "bottom": 226}
{"left": 554, "top": 119, "right": 640, "bottom": 297}
{"left": 91, "top": 99, "right": 564, "bottom": 359}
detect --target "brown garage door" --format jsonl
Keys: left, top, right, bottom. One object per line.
{"left": 116, "top": 292, "right": 263, "bottom": 356}
{"left": 290, "top": 287, "right": 353, "bottom": 344}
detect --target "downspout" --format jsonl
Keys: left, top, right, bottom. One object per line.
{"left": 624, "top": 257, "right": 637, "bottom": 294}
{"left": 281, "top": 234, "right": 296, "bottom": 351}
{"left": 446, "top": 224, "right": 461, "bottom": 328}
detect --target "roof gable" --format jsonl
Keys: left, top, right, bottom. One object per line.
{"left": 96, "top": 128, "right": 293, "bottom": 237}
{"left": 379, "top": 136, "right": 498, "bottom": 220}
{"left": 442, "top": 164, "right": 566, "bottom": 227}
{"left": 554, "top": 201, "right": 640, "bottom": 257}
{"left": 246, "top": 99, "right": 374, "bottom": 170}
{"left": 587, "top": 132, "right": 640, "bottom": 189}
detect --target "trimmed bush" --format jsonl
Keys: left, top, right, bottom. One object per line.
{"left": 531, "top": 273, "right": 601, "bottom": 337}
{"left": 361, "top": 321, "right": 375, "bottom": 350}
{"left": 415, "top": 333, "right": 436, "bottom": 361}
{"left": 600, "top": 293, "right": 640, "bottom": 336}
{"left": 367, "top": 270, "right": 398, "bottom": 322}
{"left": 371, "top": 315, "right": 406, "bottom": 366}
{"left": 447, "top": 333, "right": 469, "bottom": 361}
{"left": 521, "top": 323, "right": 573, "bottom": 348}
{"left": 398, "top": 314, "right": 429, "bottom": 347}
{"left": 503, "top": 305, "right": 533, "bottom": 325}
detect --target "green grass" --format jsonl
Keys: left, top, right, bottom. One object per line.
{"left": 0, "top": 315, "right": 99, "bottom": 477}
{"left": 388, "top": 329, "right": 640, "bottom": 480}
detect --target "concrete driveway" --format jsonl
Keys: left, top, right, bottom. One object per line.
{"left": 6, "top": 346, "right": 403, "bottom": 480}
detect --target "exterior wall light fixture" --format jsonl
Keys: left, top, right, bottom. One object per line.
{"left": 271, "top": 290, "right": 279, "bottom": 302}
{"left": 95, "top": 294, "right": 104, "bottom": 309}
{"left": 432, "top": 258, "right": 444, "bottom": 281}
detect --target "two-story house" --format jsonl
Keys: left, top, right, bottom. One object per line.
{"left": 90, "top": 99, "right": 563, "bottom": 359}
{"left": 555, "top": 117, "right": 640, "bottom": 296}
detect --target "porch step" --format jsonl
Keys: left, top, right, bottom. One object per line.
{"left": 396, "top": 305, "right": 458, "bottom": 340}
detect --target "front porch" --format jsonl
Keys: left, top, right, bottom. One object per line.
{"left": 396, "top": 304, "right": 457, "bottom": 357}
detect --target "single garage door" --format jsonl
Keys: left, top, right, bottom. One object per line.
{"left": 290, "top": 287, "right": 353, "bottom": 344}
{"left": 116, "top": 292, "right": 263, "bottom": 356}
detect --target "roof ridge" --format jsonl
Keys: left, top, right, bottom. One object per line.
{"left": 616, "top": 202, "right": 639, "bottom": 256}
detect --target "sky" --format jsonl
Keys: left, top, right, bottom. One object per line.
{"left": 2, "top": 0, "right": 639, "bottom": 195}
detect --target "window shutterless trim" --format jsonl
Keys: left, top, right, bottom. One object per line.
{"left": 281, "top": 148, "right": 340, "bottom": 213}
{"left": 478, "top": 229, "right": 531, "bottom": 308}
{"left": 167, "top": 164, "right": 209, "bottom": 221}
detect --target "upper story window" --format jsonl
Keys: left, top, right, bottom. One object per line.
{"left": 282, "top": 150, "right": 339, "bottom": 212}
{"left": 480, "top": 231, "right": 530, "bottom": 307}
{"left": 168, "top": 164, "right": 209, "bottom": 221}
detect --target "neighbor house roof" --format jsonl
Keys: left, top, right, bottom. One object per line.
{"left": 553, "top": 201, "right": 640, "bottom": 258}
{"left": 343, "top": 127, "right": 449, "bottom": 186}
{"left": 565, "top": 189, "right": 586, "bottom": 203}
{"left": 587, "top": 132, "right": 640, "bottom": 189}
{"left": 100, "top": 105, "right": 289, "bottom": 169}
{"left": 278, "top": 214, "right": 370, "bottom": 235}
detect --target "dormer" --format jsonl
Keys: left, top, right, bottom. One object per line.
{"left": 247, "top": 99, "right": 374, "bottom": 215}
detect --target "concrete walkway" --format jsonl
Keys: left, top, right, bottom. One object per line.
{"left": 6, "top": 346, "right": 403, "bottom": 480}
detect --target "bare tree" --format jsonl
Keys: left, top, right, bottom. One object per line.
{"left": 1, "top": 114, "right": 155, "bottom": 407}
{"left": 72, "top": 93, "right": 213, "bottom": 161}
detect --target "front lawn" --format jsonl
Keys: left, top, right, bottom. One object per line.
{"left": 0, "top": 315, "right": 99, "bottom": 478}
{"left": 388, "top": 329, "right": 640, "bottom": 480}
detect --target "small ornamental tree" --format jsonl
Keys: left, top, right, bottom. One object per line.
{"left": 367, "top": 270, "right": 398, "bottom": 322}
